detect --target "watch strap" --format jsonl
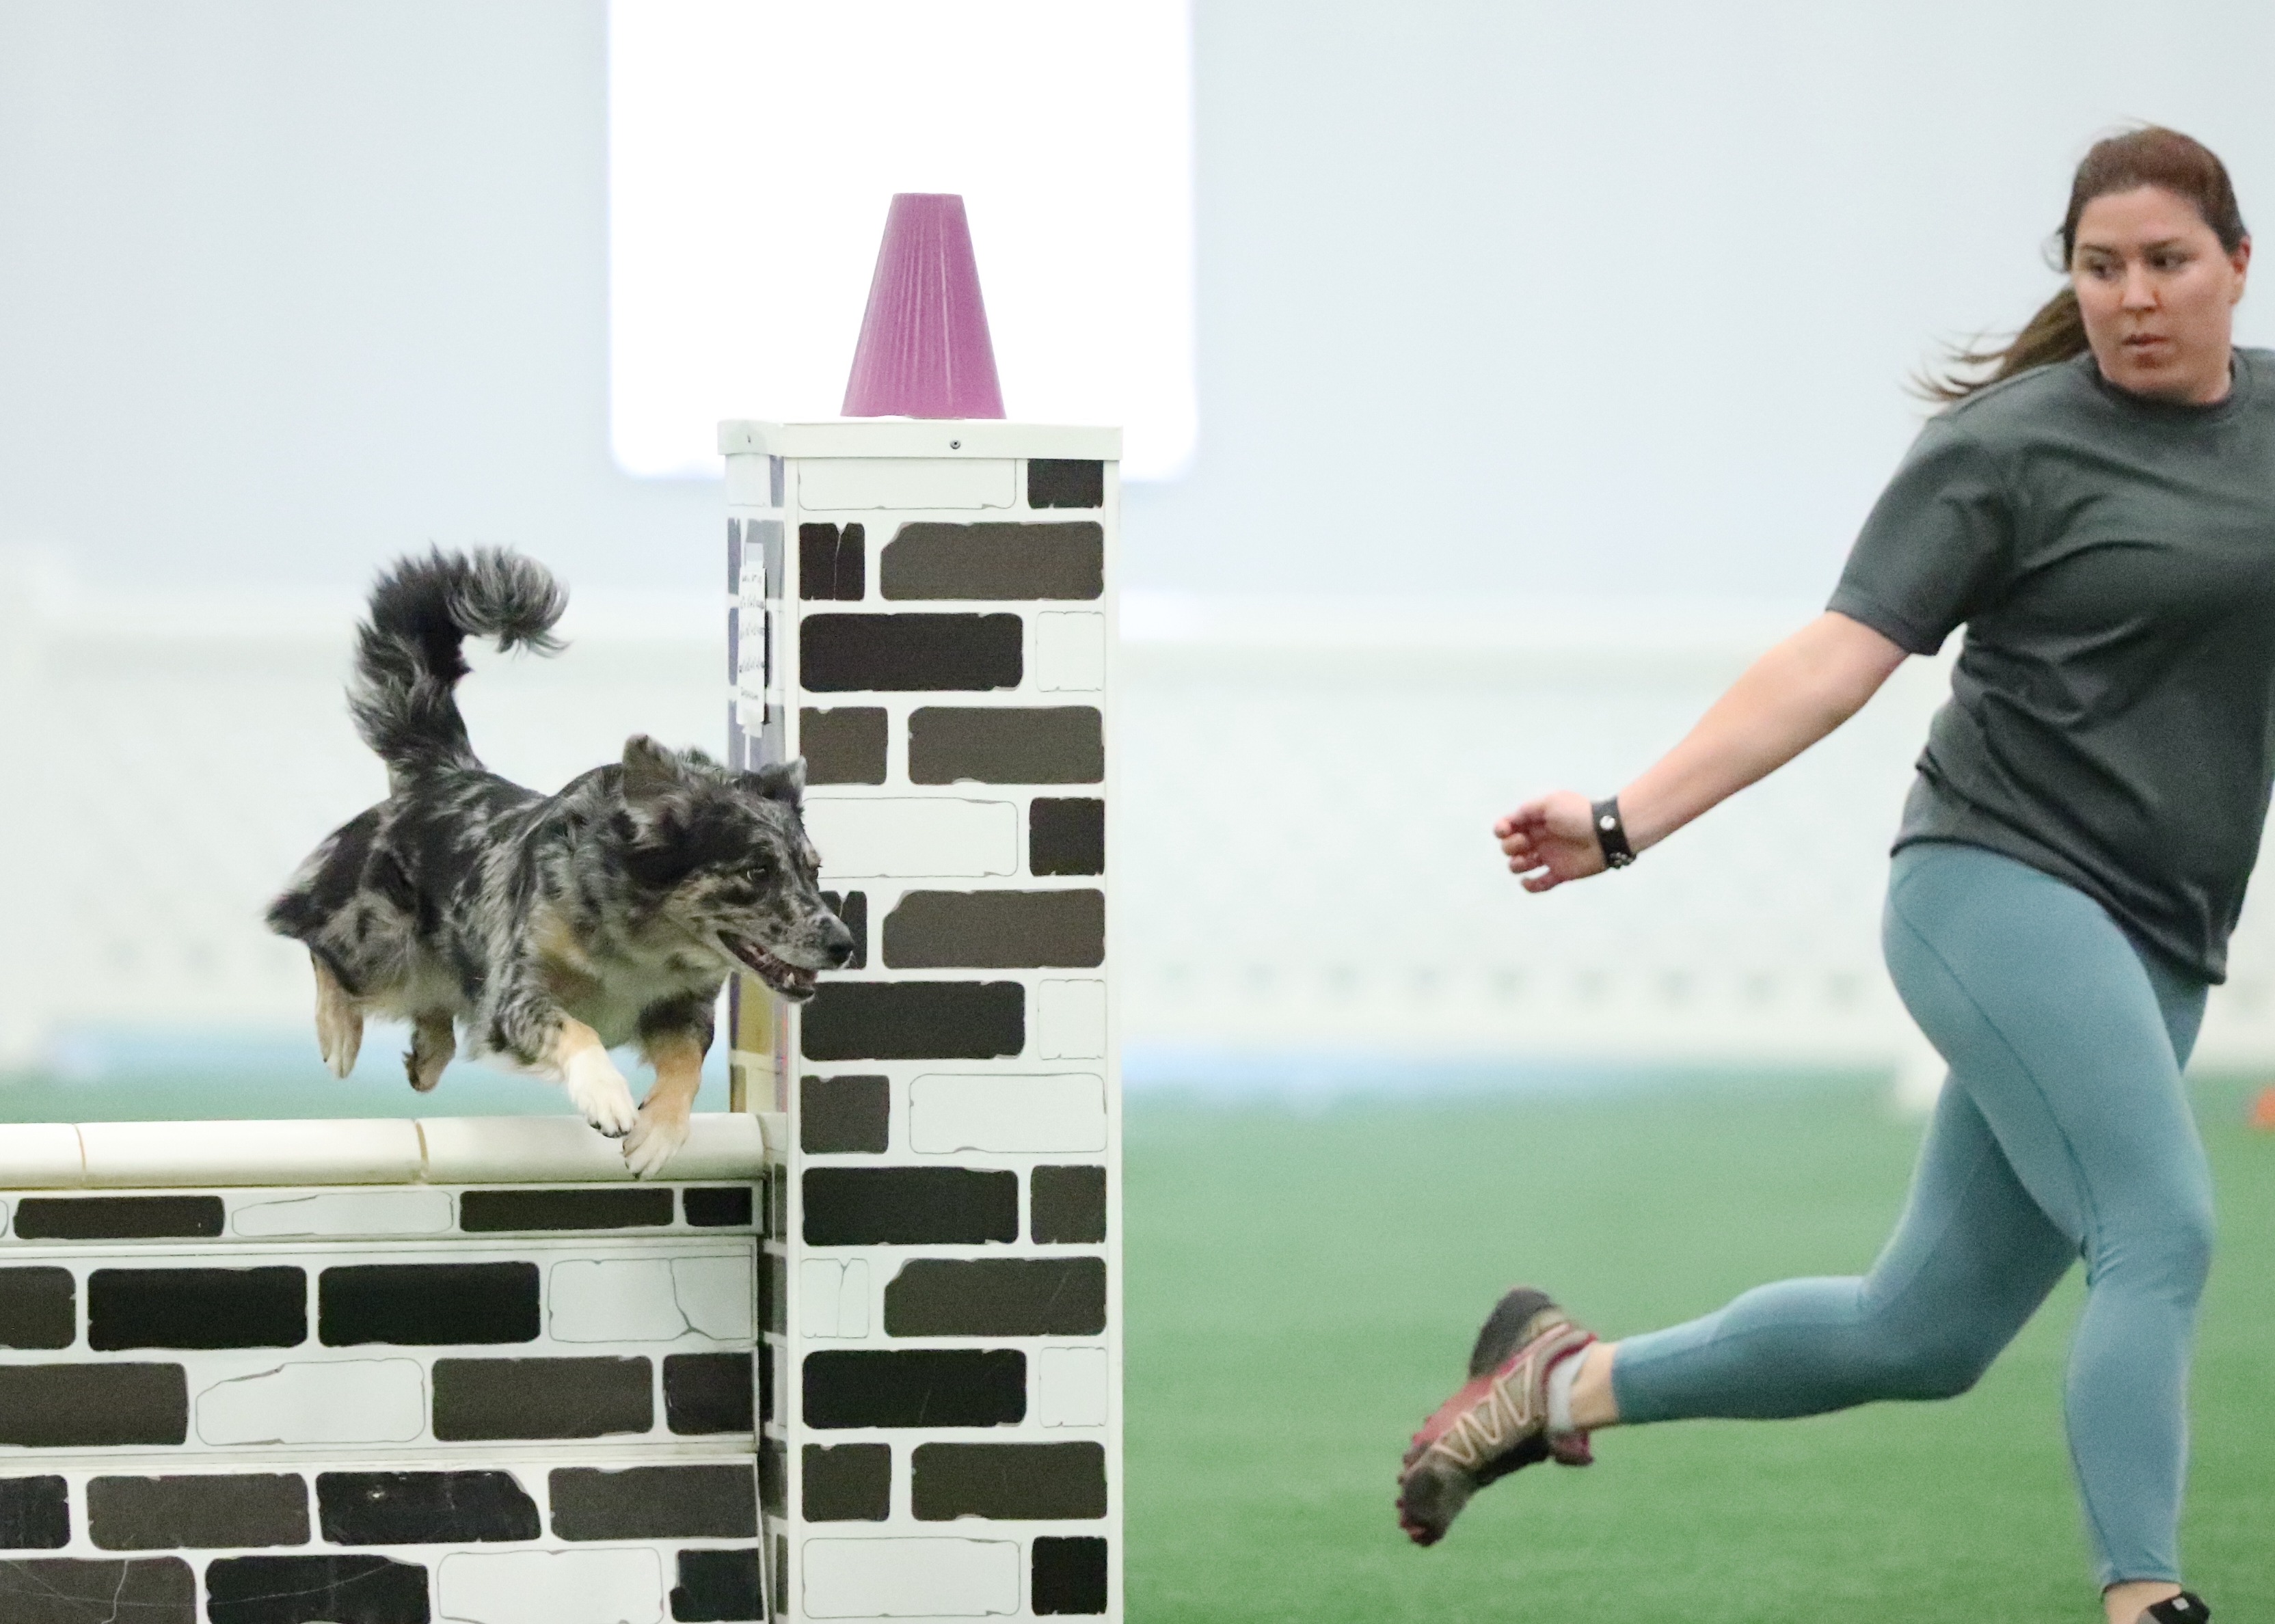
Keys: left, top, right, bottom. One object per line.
{"left": 1591, "top": 796, "right": 1636, "bottom": 869}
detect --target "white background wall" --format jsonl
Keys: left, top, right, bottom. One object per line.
{"left": 9, "top": 2, "right": 2275, "bottom": 601}
{"left": 9, "top": 4, "right": 2275, "bottom": 1083}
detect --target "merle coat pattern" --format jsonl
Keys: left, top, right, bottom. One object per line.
{"left": 267, "top": 549, "right": 852, "bottom": 1175}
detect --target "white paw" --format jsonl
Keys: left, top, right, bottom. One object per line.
{"left": 622, "top": 1108, "right": 691, "bottom": 1179}
{"left": 563, "top": 1049, "right": 640, "bottom": 1138}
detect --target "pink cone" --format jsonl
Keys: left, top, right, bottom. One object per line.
{"left": 841, "top": 193, "right": 1006, "bottom": 419}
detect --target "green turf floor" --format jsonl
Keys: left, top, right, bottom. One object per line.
{"left": 1124, "top": 1077, "right": 2275, "bottom": 1623}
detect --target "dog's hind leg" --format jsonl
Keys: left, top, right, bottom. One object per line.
{"left": 311, "top": 955, "right": 364, "bottom": 1079}
{"left": 406, "top": 1013, "right": 455, "bottom": 1092}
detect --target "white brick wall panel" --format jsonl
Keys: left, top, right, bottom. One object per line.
{"left": 1034, "top": 611, "right": 1107, "bottom": 691}
{"left": 803, "top": 798, "right": 1021, "bottom": 880}
{"left": 800, "top": 1537, "right": 1021, "bottom": 1618}
{"left": 1034, "top": 1346, "right": 1111, "bottom": 1429}
{"left": 797, "top": 457, "right": 1017, "bottom": 510}
{"left": 231, "top": 1189, "right": 456, "bottom": 1238}
{"left": 906, "top": 1073, "right": 1108, "bottom": 1154}
{"left": 195, "top": 1358, "right": 428, "bottom": 1447}
{"left": 1036, "top": 980, "right": 1109, "bottom": 1060}
{"left": 438, "top": 1547, "right": 667, "bottom": 1624}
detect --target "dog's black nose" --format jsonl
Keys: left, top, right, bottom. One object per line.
{"left": 820, "top": 915, "right": 857, "bottom": 967}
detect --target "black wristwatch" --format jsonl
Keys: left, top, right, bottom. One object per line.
{"left": 1591, "top": 796, "right": 1636, "bottom": 869}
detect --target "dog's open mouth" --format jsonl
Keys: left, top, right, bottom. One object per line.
{"left": 721, "top": 936, "right": 820, "bottom": 1001}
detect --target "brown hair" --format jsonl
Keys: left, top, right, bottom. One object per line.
{"left": 1920, "top": 126, "right": 2248, "bottom": 402}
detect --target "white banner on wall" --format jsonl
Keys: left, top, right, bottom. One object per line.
{"left": 607, "top": 0, "right": 1196, "bottom": 481}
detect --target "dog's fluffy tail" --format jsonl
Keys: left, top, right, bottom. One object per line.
{"left": 351, "top": 548, "right": 567, "bottom": 781}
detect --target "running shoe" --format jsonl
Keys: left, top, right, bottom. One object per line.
{"left": 1396, "top": 1287, "right": 1596, "bottom": 1546}
{"left": 2142, "top": 1595, "right": 2210, "bottom": 1623}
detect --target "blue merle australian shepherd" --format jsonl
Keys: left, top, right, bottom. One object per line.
{"left": 267, "top": 550, "right": 853, "bottom": 1176}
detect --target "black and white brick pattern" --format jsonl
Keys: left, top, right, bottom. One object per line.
{"left": 0, "top": 1120, "right": 770, "bottom": 1622}
{"left": 720, "top": 420, "right": 1122, "bottom": 1622}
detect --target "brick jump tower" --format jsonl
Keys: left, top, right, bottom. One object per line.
{"left": 714, "top": 189, "right": 1122, "bottom": 1623}
{"left": 718, "top": 420, "right": 1120, "bottom": 1623}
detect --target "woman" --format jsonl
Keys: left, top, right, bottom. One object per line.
{"left": 1397, "top": 126, "right": 2259, "bottom": 1624}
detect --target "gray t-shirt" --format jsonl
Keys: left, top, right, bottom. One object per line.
{"left": 1829, "top": 347, "right": 2275, "bottom": 982}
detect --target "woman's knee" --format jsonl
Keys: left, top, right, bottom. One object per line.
{"left": 1846, "top": 1308, "right": 2010, "bottom": 1401}
{"left": 2096, "top": 1196, "right": 2215, "bottom": 1303}
{"left": 2084, "top": 1191, "right": 2202, "bottom": 1310}
{"left": 1877, "top": 1334, "right": 2002, "bottom": 1400}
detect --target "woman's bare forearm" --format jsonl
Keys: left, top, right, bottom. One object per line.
{"left": 1618, "top": 612, "right": 1909, "bottom": 852}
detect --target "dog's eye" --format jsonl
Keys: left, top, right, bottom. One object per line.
{"left": 750, "top": 859, "right": 772, "bottom": 880}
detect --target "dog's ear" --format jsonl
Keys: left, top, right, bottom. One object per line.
{"left": 621, "top": 735, "right": 683, "bottom": 803}
{"left": 745, "top": 757, "right": 806, "bottom": 808}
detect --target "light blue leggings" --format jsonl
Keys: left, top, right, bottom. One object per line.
{"left": 1611, "top": 841, "right": 2216, "bottom": 1587}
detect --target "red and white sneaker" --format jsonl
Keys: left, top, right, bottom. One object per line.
{"left": 1396, "top": 1287, "right": 1596, "bottom": 1546}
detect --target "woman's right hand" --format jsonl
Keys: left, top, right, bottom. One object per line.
{"left": 1494, "top": 791, "right": 1607, "bottom": 893}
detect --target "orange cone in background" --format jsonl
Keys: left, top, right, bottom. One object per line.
{"left": 2250, "top": 1086, "right": 2275, "bottom": 1132}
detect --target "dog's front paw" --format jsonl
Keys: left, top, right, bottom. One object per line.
{"left": 563, "top": 1049, "right": 640, "bottom": 1139}
{"left": 622, "top": 1107, "right": 691, "bottom": 1179}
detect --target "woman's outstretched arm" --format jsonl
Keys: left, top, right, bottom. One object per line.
{"left": 1495, "top": 610, "right": 1910, "bottom": 893}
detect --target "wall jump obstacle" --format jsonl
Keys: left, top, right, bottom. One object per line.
{"left": 0, "top": 182, "right": 1118, "bottom": 1620}
{"left": 0, "top": 1115, "right": 772, "bottom": 1623}
{"left": 0, "top": 426, "right": 1120, "bottom": 1624}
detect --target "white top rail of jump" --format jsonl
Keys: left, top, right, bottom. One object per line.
{"left": 0, "top": 1113, "right": 767, "bottom": 1191}
{"left": 716, "top": 419, "right": 1121, "bottom": 459}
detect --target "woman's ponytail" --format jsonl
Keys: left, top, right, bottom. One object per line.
{"left": 1918, "top": 287, "right": 2089, "bottom": 403}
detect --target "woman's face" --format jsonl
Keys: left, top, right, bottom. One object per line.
{"left": 2071, "top": 185, "right": 2250, "bottom": 405}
